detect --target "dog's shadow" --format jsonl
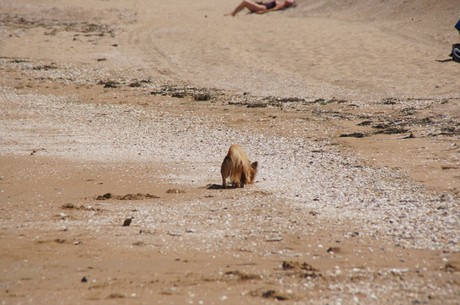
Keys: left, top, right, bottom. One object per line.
{"left": 206, "top": 183, "right": 239, "bottom": 190}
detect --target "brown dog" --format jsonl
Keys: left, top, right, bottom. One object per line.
{"left": 221, "top": 144, "right": 258, "bottom": 188}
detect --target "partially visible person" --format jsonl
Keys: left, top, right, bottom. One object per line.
{"left": 225, "top": 0, "right": 296, "bottom": 17}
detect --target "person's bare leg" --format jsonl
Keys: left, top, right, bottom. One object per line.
{"left": 225, "top": 2, "right": 246, "bottom": 16}
{"left": 225, "top": 0, "right": 265, "bottom": 16}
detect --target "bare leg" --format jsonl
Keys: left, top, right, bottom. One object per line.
{"left": 224, "top": 2, "right": 246, "bottom": 16}
{"left": 225, "top": 0, "right": 266, "bottom": 16}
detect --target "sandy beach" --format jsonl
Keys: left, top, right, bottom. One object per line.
{"left": 0, "top": 0, "right": 459, "bottom": 304}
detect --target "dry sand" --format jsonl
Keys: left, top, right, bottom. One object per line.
{"left": 0, "top": 0, "right": 459, "bottom": 304}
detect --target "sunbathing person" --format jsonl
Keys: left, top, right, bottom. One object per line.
{"left": 225, "top": 0, "right": 296, "bottom": 16}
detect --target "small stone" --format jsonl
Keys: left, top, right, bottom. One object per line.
{"left": 167, "top": 231, "right": 182, "bottom": 237}
{"left": 327, "top": 247, "right": 341, "bottom": 254}
{"left": 266, "top": 236, "right": 283, "bottom": 242}
{"left": 123, "top": 217, "right": 133, "bottom": 227}
{"left": 166, "top": 189, "right": 185, "bottom": 194}
{"left": 139, "top": 229, "right": 155, "bottom": 235}
{"left": 96, "top": 193, "right": 112, "bottom": 200}
{"left": 194, "top": 93, "right": 211, "bottom": 101}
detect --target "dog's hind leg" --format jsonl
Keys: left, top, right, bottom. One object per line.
{"left": 221, "top": 156, "right": 231, "bottom": 188}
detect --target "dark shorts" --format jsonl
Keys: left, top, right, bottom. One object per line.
{"left": 257, "top": 1, "right": 276, "bottom": 9}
